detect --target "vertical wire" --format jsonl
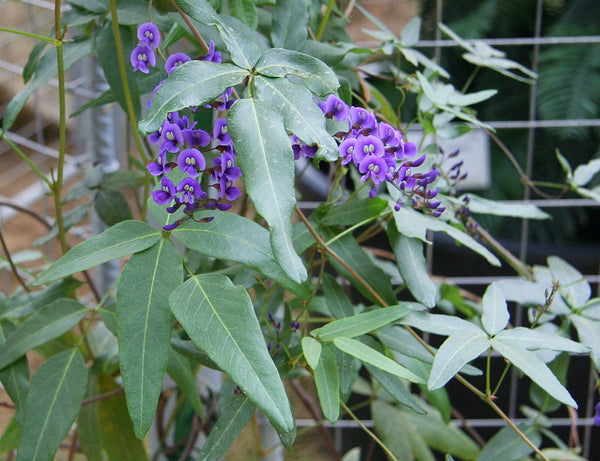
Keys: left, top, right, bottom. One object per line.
{"left": 509, "top": 0, "right": 544, "bottom": 419}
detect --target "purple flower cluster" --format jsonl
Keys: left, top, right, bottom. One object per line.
{"left": 132, "top": 23, "right": 240, "bottom": 230}
{"left": 130, "top": 23, "right": 161, "bottom": 73}
{"left": 298, "top": 95, "right": 445, "bottom": 216}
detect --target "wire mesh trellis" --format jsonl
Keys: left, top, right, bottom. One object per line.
{"left": 0, "top": 0, "right": 599, "bottom": 459}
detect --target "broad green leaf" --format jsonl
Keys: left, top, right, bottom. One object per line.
{"left": 0, "top": 322, "right": 29, "bottom": 423}
{"left": 571, "top": 315, "right": 600, "bottom": 371}
{"left": 172, "top": 210, "right": 310, "bottom": 298}
{"left": 117, "top": 239, "right": 182, "bottom": 438}
{"left": 322, "top": 273, "right": 355, "bottom": 318}
{"left": 301, "top": 336, "right": 322, "bottom": 369}
{"left": 573, "top": 158, "right": 600, "bottom": 186}
{"left": 321, "top": 197, "right": 388, "bottom": 226}
{"left": 530, "top": 353, "right": 569, "bottom": 413}
{"left": 255, "top": 76, "right": 338, "bottom": 161}
{"left": 481, "top": 282, "right": 509, "bottom": 336}
{"left": 139, "top": 61, "right": 249, "bottom": 133}
{"left": 428, "top": 330, "right": 489, "bottom": 390}
{"left": 169, "top": 274, "right": 296, "bottom": 445}
{"left": 0, "top": 278, "right": 81, "bottom": 319}
{"left": 311, "top": 304, "right": 413, "bottom": 341}
{"left": 366, "top": 363, "right": 425, "bottom": 414}
{"left": 95, "top": 22, "right": 140, "bottom": 118}
{"left": 455, "top": 194, "right": 550, "bottom": 220}
{"left": 17, "top": 348, "right": 87, "bottom": 461}
{"left": 495, "top": 327, "right": 588, "bottom": 354}
{"left": 399, "top": 311, "right": 481, "bottom": 336}
{"left": 196, "top": 394, "right": 256, "bottom": 460}
{"left": 0, "top": 299, "right": 87, "bottom": 371}
{"left": 97, "top": 374, "right": 148, "bottom": 461}
{"left": 228, "top": 98, "right": 307, "bottom": 283}
{"left": 391, "top": 202, "right": 501, "bottom": 266}
{"left": 378, "top": 325, "right": 435, "bottom": 364}
{"left": 388, "top": 225, "right": 437, "bottom": 308}
{"left": 271, "top": 0, "right": 308, "bottom": 49}
{"left": 477, "top": 424, "right": 541, "bottom": 461}
{"left": 333, "top": 337, "right": 424, "bottom": 383}
{"left": 166, "top": 348, "right": 204, "bottom": 419}
{"left": 78, "top": 374, "right": 103, "bottom": 461}
{"left": 34, "top": 220, "right": 160, "bottom": 286}
{"left": 3, "top": 37, "right": 93, "bottom": 131}
{"left": 491, "top": 337, "right": 577, "bottom": 407}
{"left": 314, "top": 344, "right": 340, "bottom": 423}
{"left": 230, "top": 0, "right": 257, "bottom": 29}
{"left": 371, "top": 401, "right": 415, "bottom": 459}
{"left": 255, "top": 48, "right": 339, "bottom": 95}
{"left": 170, "top": 338, "right": 221, "bottom": 370}
{"left": 94, "top": 190, "right": 134, "bottom": 226}
{"left": 548, "top": 256, "right": 591, "bottom": 308}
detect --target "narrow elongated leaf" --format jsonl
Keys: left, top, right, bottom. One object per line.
{"left": 389, "top": 225, "right": 437, "bottom": 308}
{"left": 0, "top": 299, "right": 87, "bottom": 371}
{"left": 321, "top": 198, "right": 388, "bottom": 226}
{"left": 0, "top": 415, "right": 21, "bottom": 452}
{"left": 228, "top": 98, "right": 306, "bottom": 283}
{"left": 3, "top": 38, "right": 93, "bottom": 131}
{"left": 495, "top": 327, "right": 589, "bottom": 353}
{"left": 117, "top": 239, "right": 182, "bottom": 438}
{"left": 271, "top": 0, "right": 308, "bottom": 49}
{"left": 170, "top": 338, "right": 221, "bottom": 370}
{"left": 428, "top": 330, "right": 489, "bottom": 390}
{"left": 334, "top": 347, "right": 361, "bottom": 397}
{"left": 0, "top": 278, "right": 81, "bottom": 319}
{"left": 169, "top": 274, "right": 296, "bottom": 445}
{"left": 255, "top": 48, "right": 339, "bottom": 95}
{"left": 0, "top": 322, "right": 29, "bottom": 423}
{"left": 371, "top": 401, "right": 415, "bottom": 459}
{"left": 311, "top": 304, "right": 413, "bottom": 341}
{"left": 139, "top": 61, "right": 249, "bottom": 133}
{"left": 456, "top": 194, "right": 550, "bottom": 219}
{"left": 548, "top": 256, "right": 591, "bottom": 308}
{"left": 366, "top": 364, "right": 425, "bottom": 413}
{"left": 301, "top": 336, "right": 322, "bottom": 369}
{"left": 322, "top": 273, "right": 355, "bottom": 318}
{"left": 491, "top": 337, "right": 577, "bottom": 407}
{"left": 399, "top": 311, "right": 481, "bottom": 336}
{"left": 196, "top": 394, "right": 256, "bottom": 460}
{"left": 78, "top": 374, "right": 102, "bottom": 461}
{"left": 314, "top": 344, "right": 340, "bottom": 423}
{"left": 255, "top": 76, "right": 338, "bottom": 161}
{"left": 481, "top": 282, "right": 509, "bottom": 336}
{"left": 17, "top": 348, "right": 87, "bottom": 461}
{"left": 571, "top": 315, "right": 600, "bottom": 371}
{"left": 478, "top": 424, "right": 541, "bottom": 461}
{"left": 34, "top": 220, "right": 160, "bottom": 286}
{"left": 172, "top": 210, "right": 310, "bottom": 298}
{"left": 333, "top": 337, "right": 424, "bottom": 383}
{"left": 166, "top": 348, "right": 204, "bottom": 419}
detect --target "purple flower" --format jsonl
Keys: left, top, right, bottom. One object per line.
{"left": 147, "top": 154, "right": 173, "bottom": 176}
{"left": 177, "top": 177, "right": 206, "bottom": 205}
{"left": 378, "top": 122, "right": 402, "bottom": 148}
{"left": 213, "top": 118, "right": 234, "bottom": 151}
{"left": 213, "top": 152, "right": 241, "bottom": 183}
{"left": 291, "top": 136, "right": 318, "bottom": 160}
{"left": 177, "top": 148, "right": 206, "bottom": 177}
{"left": 202, "top": 40, "right": 222, "bottom": 64}
{"left": 319, "top": 95, "right": 350, "bottom": 121}
{"left": 183, "top": 126, "right": 211, "bottom": 148}
{"left": 359, "top": 155, "right": 388, "bottom": 185}
{"left": 165, "top": 52, "right": 191, "bottom": 74}
{"left": 594, "top": 403, "right": 600, "bottom": 426}
{"left": 137, "top": 22, "right": 161, "bottom": 48}
{"left": 339, "top": 137, "right": 357, "bottom": 165}
{"left": 401, "top": 141, "right": 418, "bottom": 159}
{"left": 349, "top": 107, "right": 377, "bottom": 132}
{"left": 161, "top": 122, "right": 183, "bottom": 153}
{"left": 167, "top": 111, "right": 190, "bottom": 130}
{"left": 353, "top": 135, "right": 385, "bottom": 165}
{"left": 152, "top": 176, "right": 176, "bottom": 205}
{"left": 130, "top": 45, "right": 156, "bottom": 73}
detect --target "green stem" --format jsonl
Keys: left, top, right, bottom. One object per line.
{"left": 491, "top": 362, "right": 512, "bottom": 397}
{"left": 461, "top": 66, "right": 480, "bottom": 93}
{"left": 0, "top": 133, "right": 52, "bottom": 187}
{"left": 485, "top": 348, "right": 492, "bottom": 396}
{"left": 0, "top": 26, "right": 60, "bottom": 45}
{"left": 316, "top": 0, "right": 336, "bottom": 41}
{"left": 324, "top": 214, "right": 386, "bottom": 246}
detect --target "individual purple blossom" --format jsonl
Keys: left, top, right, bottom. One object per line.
{"left": 339, "top": 137, "right": 356, "bottom": 165}
{"left": 167, "top": 111, "right": 190, "bottom": 130}
{"left": 177, "top": 177, "right": 206, "bottom": 205}
{"left": 165, "top": 52, "right": 191, "bottom": 74}
{"left": 213, "top": 118, "right": 234, "bottom": 151}
{"left": 182, "top": 126, "right": 211, "bottom": 148}
{"left": 177, "top": 148, "right": 206, "bottom": 177}
{"left": 147, "top": 155, "right": 173, "bottom": 176}
{"left": 349, "top": 106, "right": 377, "bottom": 132}
{"left": 213, "top": 152, "right": 242, "bottom": 184}
{"left": 359, "top": 155, "right": 388, "bottom": 185}
{"left": 291, "top": 136, "right": 318, "bottom": 160}
{"left": 378, "top": 122, "right": 402, "bottom": 148}
{"left": 152, "top": 176, "right": 176, "bottom": 205}
{"left": 202, "top": 40, "right": 222, "bottom": 64}
{"left": 160, "top": 122, "right": 183, "bottom": 153}
{"left": 137, "top": 22, "right": 161, "bottom": 48}
{"left": 130, "top": 45, "right": 156, "bottom": 73}
{"left": 318, "top": 94, "right": 350, "bottom": 121}
{"left": 353, "top": 135, "right": 385, "bottom": 165}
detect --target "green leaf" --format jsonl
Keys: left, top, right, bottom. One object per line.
{"left": 255, "top": 76, "right": 338, "bottom": 161}
{"left": 255, "top": 48, "right": 339, "bottom": 95}
{"left": 491, "top": 337, "right": 577, "bottom": 407}
{"left": 333, "top": 337, "right": 424, "bottom": 383}
{"left": 95, "top": 22, "right": 140, "bottom": 118}
{"left": 0, "top": 299, "right": 87, "bottom": 371}
{"left": 477, "top": 424, "right": 541, "bottom": 461}
{"left": 322, "top": 273, "right": 355, "bottom": 318}
{"left": 548, "top": 256, "right": 591, "bottom": 308}
{"left": 314, "top": 344, "right": 340, "bottom": 423}
{"left": 321, "top": 197, "right": 388, "bottom": 226}
{"left": 0, "top": 278, "right": 81, "bottom": 319}
{"left": 34, "top": 220, "right": 160, "bottom": 286}
{"left": 530, "top": 353, "right": 570, "bottom": 413}
{"left": 334, "top": 347, "right": 361, "bottom": 398}
{"left": 455, "top": 194, "right": 550, "bottom": 220}
{"left": 170, "top": 338, "right": 221, "bottom": 370}
{"left": 571, "top": 315, "right": 600, "bottom": 371}
{"left": 230, "top": 0, "right": 258, "bottom": 29}
{"left": 371, "top": 401, "right": 416, "bottom": 459}
{"left": 301, "top": 336, "right": 322, "bottom": 369}
{"left": 139, "top": 61, "right": 249, "bottom": 133}
{"left": 23, "top": 39, "right": 50, "bottom": 83}
{"left": 0, "top": 322, "right": 29, "bottom": 424}
{"left": 311, "top": 304, "right": 413, "bottom": 341}
{"left": 366, "top": 363, "right": 426, "bottom": 414}
{"left": 573, "top": 158, "right": 600, "bottom": 187}
{"left": 481, "top": 282, "right": 509, "bottom": 336}
{"left": 166, "top": 348, "right": 204, "bottom": 419}
{"left": 78, "top": 374, "right": 102, "bottom": 461}
{"left": 271, "top": 0, "right": 308, "bottom": 49}
{"left": 172, "top": 210, "right": 310, "bottom": 298}
{"left": 196, "top": 394, "right": 256, "bottom": 460}
{"left": 35, "top": 204, "right": 89, "bottom": 247}
{"left": 428, "top": 330, "right": 489, "bottom": 390}
{"left": 17, "top": 348, "right": 87, "bottom": 461}
{"left": 388, "top": 226, "right": 437, "bottom": 308}
{"left": 3, "top": 37, "right": 93, "bottom": 131}
{"left": 399, "top": 310, "right": 481, "bottom": 336}
{"left": 169, "top": 274, "right": 296, "bottom": 445}
{"left": 117, "top": 239, "right": 182, "bottom": 438}
{"left": 0, "top": 415, "right": 21, "bottom": 452}
{"left": 495, "top": 327, "right": 588, "bottom": 354}
{"left": 94, "top": 190, "right": 134, "bottom": 226}
{"left": 228, "top": 98, "right": 307, "bottom": 283}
